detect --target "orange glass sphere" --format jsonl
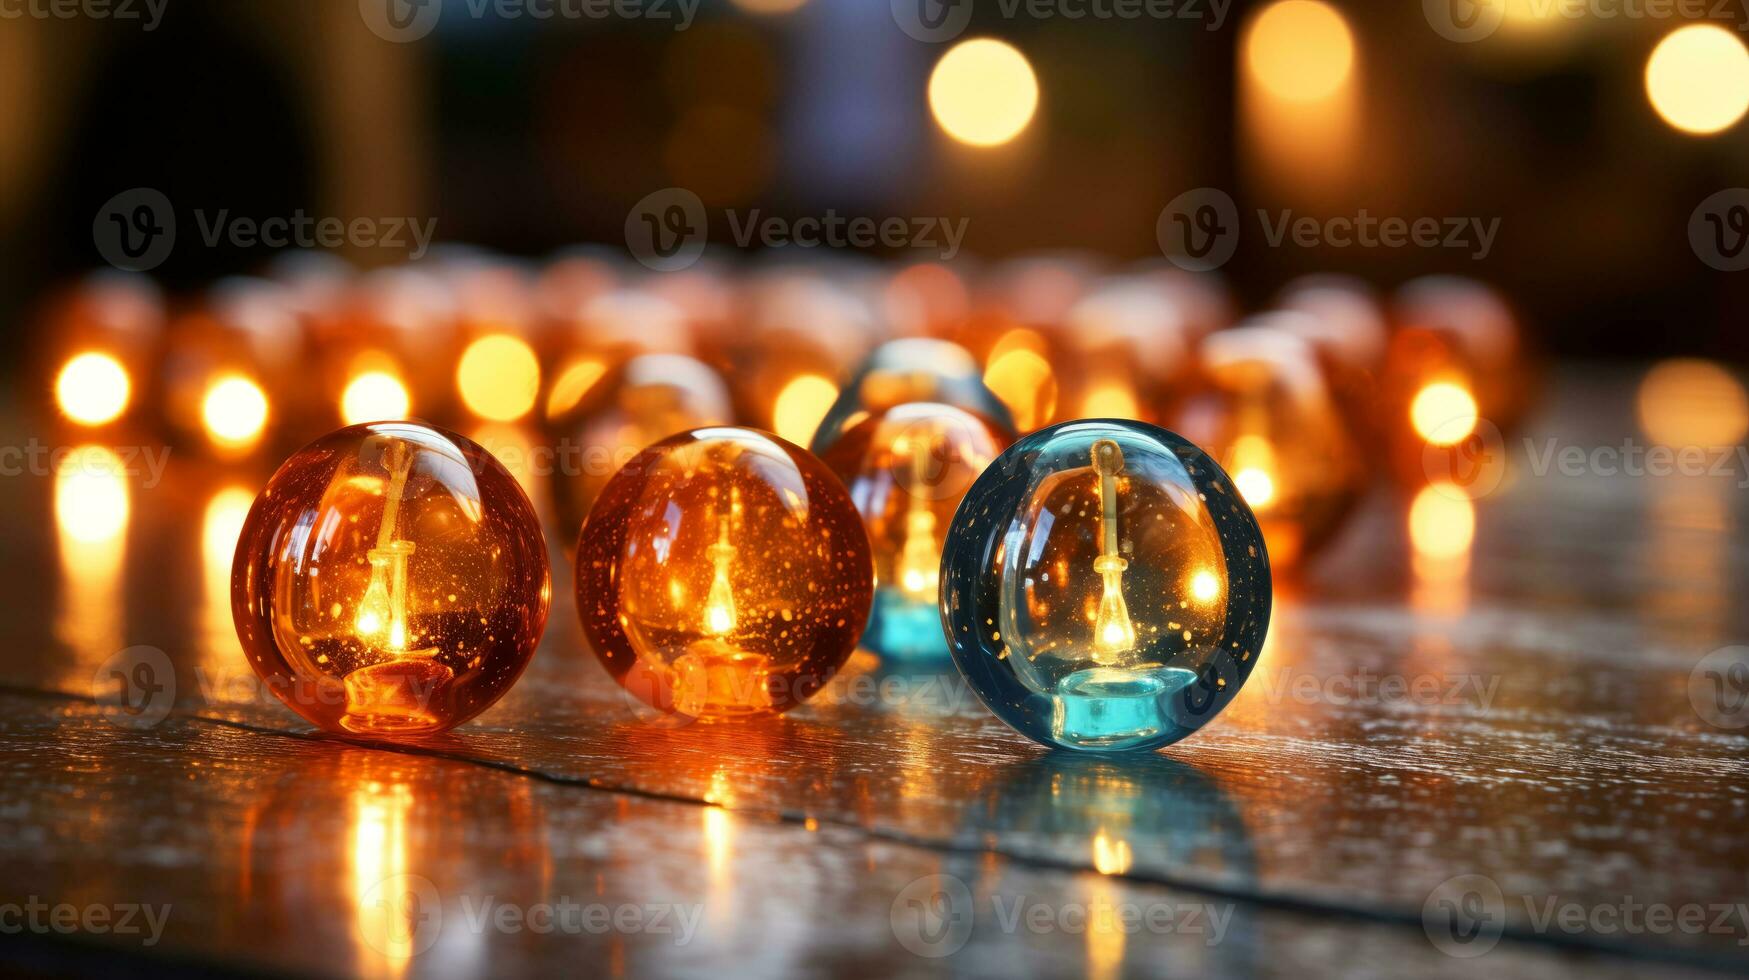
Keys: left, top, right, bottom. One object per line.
{"left": 232, "top": 422, "right": 551, "bottom": 737}
{"left": 819, "top": 402, "right": 1014, "bottom": 659}
{"left": 575, "top": 426, "right": 873, "bottom": 720}
{"left": 1174, "top": 322, "right": 1364, "bottom": 570}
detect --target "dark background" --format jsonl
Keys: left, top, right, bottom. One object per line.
{"left": 5, "top": 0, "right": 1745, "bottom": 363}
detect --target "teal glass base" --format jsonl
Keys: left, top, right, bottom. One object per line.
{"left": 1050, "top": 666, "right": 1201, "bottom": 750}
{"left": 862, "top": 587, "right": 950, "bottom": 661}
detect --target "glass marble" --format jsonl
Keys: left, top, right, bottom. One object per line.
{"left": 810, "top": 339, "right": 1014, "bottom": 454}
{"left": 231, "top": 422, "right": 551, "bottom": 737}
{"left": 545, "top": 353, "right": 733, "bottom": 543}
{"left": 818, "top": 402, "right": 1015, "bottom": 660}
{"left": 940, "top": 420, "right": 1270, "bottom": 752}
{"left": 1173, "top": 322, "right": 1364, "bottom": 570}
{"left": 575, "top": 426, "right": 873, "bottom": 720}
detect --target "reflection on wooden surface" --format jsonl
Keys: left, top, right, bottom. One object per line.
{"left": 1, "top": 373, "right": 1748, "bottom": 977}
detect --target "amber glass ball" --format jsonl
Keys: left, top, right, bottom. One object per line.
{"left": 231, "top": 421, "right": 551, "bottom": 737}
{"left": 575, "top": 426, "right": 873, "bottom": 720}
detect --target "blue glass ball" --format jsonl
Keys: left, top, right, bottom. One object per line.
{"left": 940, "top": 419, "right": 1270, "bottom": 752}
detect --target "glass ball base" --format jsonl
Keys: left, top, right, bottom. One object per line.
{"left": 1049, "top": 665, "right": 1200, "bottom": 750}
{"left": 340, "top": 654, "right": 454, "bottom": 735}
{"left": 672, "top": 640, "right": 774, "bottom": 718}
{"left": 863, "top": 587, "right": 950, "bottom": 661}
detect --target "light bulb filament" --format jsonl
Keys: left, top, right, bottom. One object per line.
{"left": 355, "top": 441, "right": 419, "bottom": 656}
{"left": 1090, "top": 439, "right": 1136, "bottom": 664}
{"left": 704, "top": 513, "right": 738, "bottom": 636}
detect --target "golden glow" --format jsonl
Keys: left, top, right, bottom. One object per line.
{"left": 56, "top": 352, "right": 130, "bottom": 426}
{"left": 1229, "top": 434, "right": 1279, "bottom": 511}
{"left": 354, "top": 443, "right": 417, "bottom": 654}
{"left": 1646, "top": 25, "right": 1749, "bottom": 136}
{"left": 202, "top": 486, "right": 254, "bottom": 665}
{"left": 341, "top": 371, "right": 411, "bottom": 425}
{"left": 772, "top": 374, "right": 837, "bottom": 446}
{"left": 928, "top": 38, "right": 1040, "bottom": 147}
{"left": 1637, "top": 358, "right": 1749, "bottom": 447}
{"left": 350, "top": 780, "right": 417, "bottom": 969}
{"left": 704, "top": 514, "right": 739, "bottom": 636}
{"left": 1189, "top": 570, "right": 1220, "bottom": 603}
{"left": 1410, "top": 484, "right": 1475, "bottom": 560}
{"left": 1410, "top": 382, "right": 1479, "bottom": 446}
{"left": 457, "top": 334, "right": 541, "bottom": 422}
{"left": 202, "top": 375, "right": 269, "bottom": 452}
{"left": 1090, "top": 440, "right": 1136, "bottom": 663}
{"left": 1091, "top": 830, "right": 1133, "bottom": 876}
{"left": 55, "top": 447, "right": 130, "bottom": 545}
{"left": 545, "top": 358, "right": 608, "bottom": 419}
{"left": 895, "top": 436, "right": 942, "bottom": 602}
{"left": 1245, "top": 0, "right": 1355, "bottom": 103}
{"left": 1081, "top": 382, "right": 1139, "bottom": 420}
{"left": 983, "top": 346, "right": 1056, "bottom": 431}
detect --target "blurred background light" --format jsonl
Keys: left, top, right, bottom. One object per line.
{"left": 201, "top": 375, "right": 269, "bottom": 453}
{"left": 928, "top": 39, "right": 1039, "bottom": 148}
{"left": 1645, "top": 25, "right": 1749, "bottom": 136}
{"left": 55, "top": 352, "right": 130, "bottom": 427}
{"left": 341, "top": 370, "right": 412, "bottom": 426}
{"left": 1410, "top": 382, "right": 1480, "bottom": 447}
{"left": 1637, "top": 358, "right": 1749, "bottom": 447}
{"left": 458, "top": 334, "right": 541, "bottom": 422}
{"left": 1244, "top": 0, "right": 1354, "bottom": 104}
{"left": 772, "top": 373, "right": 838, "bottom": 447}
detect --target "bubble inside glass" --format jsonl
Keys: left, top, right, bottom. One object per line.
{"left": 576, "top": 426, "right": 873, "bottom": 719}
{"left": 941, "top": 420, "right": 1270, "bottom": 751}
{"left": 819, "top": 402, "right": 1013, "bottom": 660}
{"left": 232, "top": 422, "right": 551, "bottom": 737}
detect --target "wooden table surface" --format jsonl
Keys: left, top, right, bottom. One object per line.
{"left": 2, "top": 367, "right": 1746, "bottom": 979}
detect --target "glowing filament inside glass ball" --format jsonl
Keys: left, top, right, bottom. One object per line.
{"left": 1089, "top": 440, "right": 1136, "bottom": 664}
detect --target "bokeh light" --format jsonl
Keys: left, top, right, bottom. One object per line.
{"left": 1637, "top": 359, "right": 1749, "bottom": 447}
{"left": 54, "top": 446, "right": 130, "bottom": 545}
{"left": 1645, "top": 25, "right": 1749, "bottom": 135}
{"left": 457, "top": 334, "right": 541, "bottom": 422}
{"left": 201, "top": 375, "right": 269, "bottom": 452}
{"left": 1245, "top": 0, "right": 1354, "bottom": 103}
{"left": 727, "top": 0, "right": 809, "bottom": 12}
{"left": 55, "top": 352, "right": 130, "bottom": 426}
{"left": 1409, "top": 483, "right": 1475, "bottom": 560}
{"left": 772, "top": 374, "right": 838, "bottom": 446}
{"left": 928, "top": 39, "right": 1039, "bottom": 148}
{"left": 1410, "top": 382, "right": 1479, "bottom": 447}
{"left": 340, "top": 371, "right": 411, "bottom": 425}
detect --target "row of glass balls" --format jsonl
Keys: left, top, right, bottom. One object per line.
{"left": 230, "top": 346, "right": 1270, "bottom": 753}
